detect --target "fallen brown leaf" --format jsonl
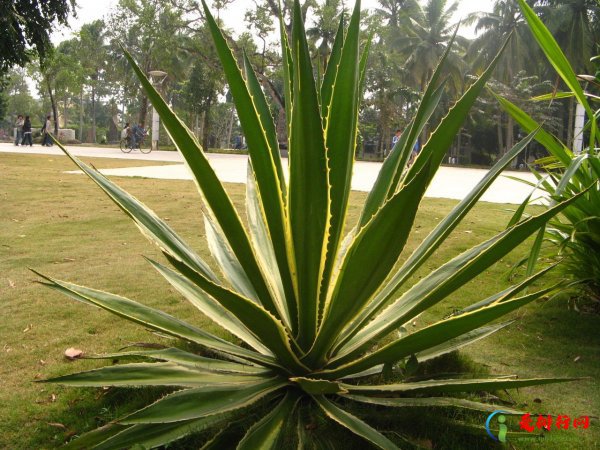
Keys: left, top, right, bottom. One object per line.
{"left": 47, "top": 422, "right": 66, "bottom": 430}
{"left": 64, "top": 347, "right": 84, "bottom": 360}
{"left": 574, "top": 356, "right": 581, "bottom": 362}
{"left": 23, "top": 324, "right": 33, "bottom": 333}
{"left": 8, "top": 279, "right": 15, "bottom": 288}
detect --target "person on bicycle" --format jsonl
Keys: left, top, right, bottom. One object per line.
{"left": 121, "top": 123, "right": 132, "bottom": 147}
{"left": 131, "top": 123, "right": 146, "bottom": 149}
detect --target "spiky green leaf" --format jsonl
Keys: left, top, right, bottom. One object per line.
{"left": 121, "top": 378, "right": 286, "bottom": 424}
{"left": 44, "top": 362, "right": 268, "bottom": 387}
{"left": 288, "top": 0, "right": 330, "bottom": 348}
{"left": 237, "top": 392, "right": 299, "bottom": 450}
{"left": 313, "top": 396, "right": 398, "bottom": 450}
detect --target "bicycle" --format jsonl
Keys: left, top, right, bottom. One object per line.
{"left": 119, "top": 134, "right": 150, "bottom": 154}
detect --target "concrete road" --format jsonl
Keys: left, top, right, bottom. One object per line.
{"left": 1, "top": 143, "right": 544, "bottom": 204}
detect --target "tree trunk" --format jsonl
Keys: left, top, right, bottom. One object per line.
{"left": 456, "top": 129, "right": 462, "bottom": 163}
{"left": 79, "top": 91, "right": 84, "bottom": 142}
{"left": 504, "top": 114, "right": 514, "bottom": 155}
{"left": 91, "top": 84, "right": 96, "bottom": 143}
{"left": 63, "top": 94, "right": 68, "bottom": 128}
{"left": 198, "top": 111, "right": 205, "bottom": 144}
{"left": 202, "top": 97, "right": 213, "bottom": 151}
{"left": 195, "top": 113, "right": 200, "bottom": 140}
{"left": 497, "top": 113, "right": 504, "bottom": 157}
{"left": 226, "top": 105, "right": 235, "bottom": 149}
{"left": 419, "top": 73, "right": 429, "bottom": 148}
{"left": 139, "top": 94, "right": 149, "bottom": 128}
{"left": 566, "top": 97, "right": 574, "bottom": 149}
{"left": 46, "top": 77, "right": 59, "bottom": 134}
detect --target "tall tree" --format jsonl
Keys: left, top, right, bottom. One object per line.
{"left": 396, "top": 0, "right": 465, "bottom": 93}
{"left": 244, "top": 2, "right": 275, "bottom": 73}
{"left": 78, "top": 20, "right": 108, "bottom": 142}
{"left": 34, "top": 39, "right": 85, "bottom": 134}
{"left": 535, "top": 0, "right": 600, "bottom": 147}
{"left": 0, "top": 0, "right": 74, "bottom": 75}
{"left": 466, "top": 0, "right": 532, "bottom": 80}
{"left": 466, "top": 0, "right": 534, "bottom": 153}
{"left": 53, "top": 39, "right": 86, "bottom": 130}
{"left": 306, "top": 0, "right": 345, "bottom": 71}
{"left": 177, "top": 56, "right": 223, "bottom": 150}
{"left": 536, "top": 0, "right": 599, "bottom": 73}
{"left": 375, "top": 0, "right": 419, "bottom": 29}
{"left": 0, "top": 76, "right": 8, "bottom": 123}
{"left": 3, "top": 67, "right": 40, "bottom": 122}
{"left": 106, "top": 0, "right": 189, "bottom": 127}
{"left": 391, "top": 0, "right": 467, "bottom": 144}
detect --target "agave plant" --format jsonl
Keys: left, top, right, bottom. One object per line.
{"left": 497, "top": 0, "right": 600, "bottom": 300}
{"left": 39, "top": 0, "right": 582, "bottom": 448}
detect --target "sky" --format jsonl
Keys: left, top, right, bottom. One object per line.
{"left": 52, "top": 0, "right": 496, "bottom": 43}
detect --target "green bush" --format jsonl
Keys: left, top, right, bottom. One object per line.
{"left": 499, "top": 0, "right": 600, "bottom": 302}
{"left": 39, "top": 1, "right": 580, "bottom": 448}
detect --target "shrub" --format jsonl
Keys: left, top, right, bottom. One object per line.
{"left": 498, "top": 0, "right": 600, "bottom": 303}
{"left": 39, "top": 0, "right": 580, "bottom": 448}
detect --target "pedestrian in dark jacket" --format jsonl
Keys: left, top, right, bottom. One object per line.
{"left": 21, "top": 116, "right": 33, "bottom": 146}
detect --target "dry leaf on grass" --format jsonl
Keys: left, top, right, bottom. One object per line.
{"left": 8, "top": 279, "right": 15, "bottom": 288}
{"left": 64, "top": 348, "right": 84, "bottom": 359}
{"left": 23, "top": 324, "right": 33, "bottom": 333}
{"left": 47, "top": 422, "right": 66, "bottom": 430}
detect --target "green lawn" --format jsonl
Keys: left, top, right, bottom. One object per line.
{"left": 1, "top": 152, "right": 598, "bottom": 449}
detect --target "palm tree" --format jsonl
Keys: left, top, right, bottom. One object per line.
{"left": 466, "top": 1, "right": 533, "bottom": 78}
{"left": 375, "top": 0, "right": 420, "bottom": 29}
{"left": 307, "top": 0, "right": 345, "bottom": 71}
{"left": 537, "top": 0, "right": 598, "bottom": 72}
{"left": 535, "top": 0, "right": 600, "bottom": 147}
{"left": 391, "top": 0, "right": 468, "bottom": 143}
{"left": 466, "top": 0, "right": 535, "bottom": 154}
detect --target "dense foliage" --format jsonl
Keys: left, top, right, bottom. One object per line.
{"left": 38, "top": 1, "right": 582, "bottom": 448}
{"left": 501, "top": 0, "right": 600, "bottom": 303}
{"left": 2, "top": 0, "right": 599, "bottom": 163}
{"left": 0, "top": 0, "right": 74, "bottom": 74}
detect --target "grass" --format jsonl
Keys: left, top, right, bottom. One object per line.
{"left": 0, "top": 152, "right": 598, "bottom": 449}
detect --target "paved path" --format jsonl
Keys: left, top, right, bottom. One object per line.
{"left": 1, "top": 143, "right": 543, "bottom": 204}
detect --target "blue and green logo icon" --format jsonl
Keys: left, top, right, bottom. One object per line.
{"left": 486, "top": 410, "right": 509, "bottom": 442}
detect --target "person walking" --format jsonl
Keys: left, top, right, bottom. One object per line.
{"left": 392, "top": 129, "right": 402, "bottom": 148}
{"left": 41, "top": 115, "right": 53, "bottom": 146}
{"left": 14, "top": 115, "right": 24, "bottom": 146}
{"left": 21, "top": 115, "right": 33, "bottom": 146}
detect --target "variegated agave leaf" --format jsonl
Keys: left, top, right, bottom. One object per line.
{"left": 40, "top": 1, "right": 580, "bottom": 448}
